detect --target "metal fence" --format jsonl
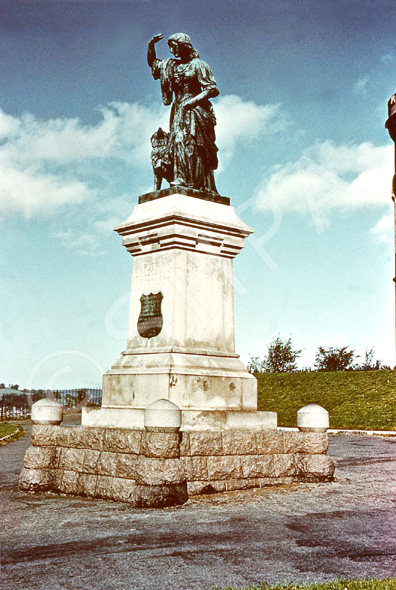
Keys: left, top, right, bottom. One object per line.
{"left": 0, "top": 388, "right": 102, "bottom": 420}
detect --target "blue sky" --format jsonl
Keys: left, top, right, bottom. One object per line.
{"left": 1, "top": 0, "right": 395, "bottom": 388}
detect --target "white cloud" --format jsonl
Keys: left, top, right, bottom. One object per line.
{"left": 0, "top": 163, "right": 90, "bottom": 220}
{"left": 215, "top": 95, "right": 282, "bottom": 171}
{"left": 0, "top": 102, "right": 167, "bottom": 166}
{"left": 0, "top": 96, "right": 282, "bottom": 221}
{"left": 255, "top": 141, "right": 393, "bottom": 228}
{"left": 50, "top": 194, "right": 137, "bottom": 255}
{"left": 0, "top": 102, "right": 167, "bottom": 220}
{"left": 354, "top": 75, "right": 369, "bottom": 95}
{"left": 0, "top": 110, "right": 20, "bottom": 140}
{"left": 381, "top": 54, "right": 393, "bottom": 64}
{"left": 370, "top": 212, "right": 394, "bottom": 244}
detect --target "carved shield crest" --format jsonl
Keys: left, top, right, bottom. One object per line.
{"left": 137, "top": 292, "right": 163, "bottom": 339}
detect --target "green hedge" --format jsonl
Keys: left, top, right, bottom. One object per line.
{"left": 257, "top": 370, "right": 396, "bottom": 430}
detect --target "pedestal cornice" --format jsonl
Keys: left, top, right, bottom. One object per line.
{"left": 114, "top": 192, "right": 253, "bottom": 259}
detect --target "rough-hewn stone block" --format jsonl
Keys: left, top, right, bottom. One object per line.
{"left": 241, "top": 455, "right": 274, "bottom": 478}
{"left": 135, "top": 457, "right": 185, "bottom": 486}
{"left": 54, "top": 447, "right": 63, "bottom": 469}
{"left": 257, "top": 476, "right": 294, "bottom": 487}
{"left": 59, "top": 470, "right": 80, "bottom": 495}
{"left": 19, "top": 468, "right": 53, "bottom": 492}
{"left": 23, "top": 446, "right": 56, "bottom": 469}
{"left": 31, "top": 425, "right": 62, "bottom": 447}
{"left": 67, "top": 427, "right": 91, "bottom": 449}
{"left": 96, "top": 476, "right": 137, "bottom": 502}
{"left": 226, "top": 478, "right": 254, "bottom": 491}
{"left": 79, "top": 428, "right": 106, "bottom": 451}
{"left": 58, "top": 448, "right": 85, "bottom": 472}
{"left": 53, "top": 469, "right": 64, "bottom": 490}
{"left": 187, "top": 480, "right": 227, "bottom": 496}
{"left": 189, "top": 432, "right": 223, "bottom": 456}
{"left": 179, "top": 432, "right": 190, "bottom": 456}
{"left": 295, "top": 454, "right": 335, "bottom": 480}
{"left": 56, "top": 427, "right": 72, "bottom": 447}
{"left": 180, "top": 457, "right": 194, "bottom": 479}
{"left": 135, "top": 483, "right": 188, "bottom": 508}
{"left": 191, "top": 456, "right": 208, "bottom": 480}
{"left": 222, "top": 431, "right": 257, "bottom": 455}
{"left": 103, "top": 429, "right": 142, "bottom": 454}
{"left": 116, "top": 454, "right": 138, "bottom": 479}
{"left": 97, "top": 452, "right": 119, "bottom": 477}
{"left": 96, "top": 475, "right": 114, "bottom": 499}
{"left": 301, "top": 433, "right": 329, "bottom": 454}
{"left": 140, "top": 432, "right": 180, "bottom": 458}
{"left": 282, "top": 432, "right": 329, "bottom": 454}
{"left": 81, "top": 449, "right": 101, "bottom": 474}
{"left": 207, "top": 456, "right": 242, "bottom": 480}
{"left": 282, "top": 432, "right": 301, "bottom": 453}
{"left": 256, "top": 431, "right": 283, "bottom": 454}
{"left": 273, "top": 454, "right": 296, "bottom": 477}
{"left": 180, "top": 456, "right": 208, "bottom": 480}
{"left": 79, "top": 473, "right": 98, "bottom": 496}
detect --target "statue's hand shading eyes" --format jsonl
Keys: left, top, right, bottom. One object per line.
{"left": 150, "top": 33, "right": 163, "bottom": 44}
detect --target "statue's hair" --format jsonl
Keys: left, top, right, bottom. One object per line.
{"left": 167, "top": 33, "right": 199, "bottom": 58}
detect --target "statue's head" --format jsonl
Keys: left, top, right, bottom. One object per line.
{"left": 167, "top": 33, "right": 199, "bottom": 59}
{"left": 386, "top": 93, "right": 396, "bottom": 142}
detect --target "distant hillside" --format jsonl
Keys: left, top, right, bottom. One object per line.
{"left": 257, "top": 370, "right": 396, "bottom": 430}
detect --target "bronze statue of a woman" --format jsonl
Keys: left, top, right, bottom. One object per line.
{"left": 147, "top": 33, "right": 220, "bottom": 194}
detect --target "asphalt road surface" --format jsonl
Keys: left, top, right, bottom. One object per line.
{"left": 1, "top": 421, "right": 395, "bottom": 590}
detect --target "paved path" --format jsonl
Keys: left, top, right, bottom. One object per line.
{"left": 1, "top": 424, "right": 395, "bottom": 590}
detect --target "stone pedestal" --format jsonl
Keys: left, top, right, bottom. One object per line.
{"left": 82, "top": 188, "right": 276, "bottom": 431}
{"left": 19, "top": 425, "right": 335, "bottom": 507}
{"left": 20, "top": 193, "right": 337, "bottom": 507}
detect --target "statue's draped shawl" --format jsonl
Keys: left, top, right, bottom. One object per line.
{"left": 151, "top": 58, "right": 217, "bottom": 106}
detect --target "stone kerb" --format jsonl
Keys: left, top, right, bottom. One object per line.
{"left": 20, "top": 426, "right": 335, "bottom": 506}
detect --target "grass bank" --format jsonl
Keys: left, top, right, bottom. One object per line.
{"left": 0, "top": 422, "right": 25, "bottom": 444}
{"left": 257, "top": 370, "right": 396, "bottom": 430}
{"left": 219, "top": 579, "right": 396, "bottom": 590}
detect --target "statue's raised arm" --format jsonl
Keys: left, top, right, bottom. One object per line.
{"left": 148, "top": 32, "right": 220, "bottom": 194}
{"left": 147, "top": 33, "right": 163, "bottom": 68}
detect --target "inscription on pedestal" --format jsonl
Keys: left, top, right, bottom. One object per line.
{"left": 135, "top": 260, "right": 170, "bottom": 284}
{"left": 137, "top": 292, "right": 163, "bottom": 339}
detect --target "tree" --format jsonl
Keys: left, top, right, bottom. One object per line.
{"left": 76, "top": 389, "right": 88, "bottom": 404}
{"left": 247, "top": 355, "right": 261, "bottom": 374}
{"left": 262, "top": 336, "right": 302, "bottom": 373}
{"left": 314, "top": 346, "right": 354, "bottom": 371}
{"left": 359, "top": 346, "right": 382, "bottom": 371}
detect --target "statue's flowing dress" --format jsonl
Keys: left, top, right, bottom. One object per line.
{"left": 151, "top": 57, "right": 219, "bottom": 194}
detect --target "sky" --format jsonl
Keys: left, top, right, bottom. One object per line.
{"left": 1, "top": 0, "right": 395, "bottom": 389}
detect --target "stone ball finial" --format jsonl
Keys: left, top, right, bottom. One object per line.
{"left": 31, "top": 397, "right": 63, "bottom": 425}
{"left": 144, "top": 399, "right": 182, "bottom": 432}
{"left": 297, "top": 403, "right": 329, "bottom": 433}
